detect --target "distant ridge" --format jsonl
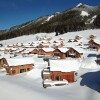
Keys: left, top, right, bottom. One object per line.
{"left": 0, "top": 3, "right": 100, "bottom": 40}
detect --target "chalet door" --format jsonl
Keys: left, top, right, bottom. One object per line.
{"left": 55, "top": 76, "right": 62, "bottom": 81}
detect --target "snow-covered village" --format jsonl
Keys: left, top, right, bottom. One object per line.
{"left": 0, "top": 29, "right": 100, "bottom": 100}
{"left": 0, "top": 1, "right": 100, "bottom": 100}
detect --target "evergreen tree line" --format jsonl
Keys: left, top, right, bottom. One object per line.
{"left": 0, "top": 10, "right": 100, "bottom": 40}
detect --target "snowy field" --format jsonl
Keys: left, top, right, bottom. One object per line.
{"left": 0, "top": 29, "right": 100, "bottom": 100}
{"left": 0, "top": 29, "right": 100, "bottom": 45}
{"left": 0, "top": 68, "right": 100, "bottom": 100}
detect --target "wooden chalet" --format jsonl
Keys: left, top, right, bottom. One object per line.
{"left": 88, "top": 40, "right": 100, "bottom": 51}
{"left": 68, "top": 39, "right": 73, "bottom": 42}
{"left": 22, "top": 49, "right": 33, "bottom": 57}
{"left": 23, "top": 43, "right": 34, "bottom": 48}
{"left": 15, "top": 48, "right": 25, "bottom": 54}
{"left": 66, "top": 47, "right": 84, "bottom": 58}
{"left": 0, "top": 58, "right": 34, "bottom": 75}
{"left": 52, "top": 43, "right": 64, "bottom": 49}
{"left": 73, "top": 39, "right": 78, "bottom": 42}
{"left": 75, "top": 35, "right": 82, "bottom": 40}
{"left": 38, "top": 43, "right": 49, "bottom": 48}
{"left": 53, "top": 48, "right": 69, "bottom": 59}
{"left": 7, "top": 44, "right": 14, "bottom": 48}
{"left": 38, "top": 48, "right": 54, "bottom": 56}
{"left": 76, "top": 42, "right": 82, "bottom": 46}
{"left": 42, "top": 60, "right": 79, "bottom": 83}
{"left": 29, "top": 48, "right": 39, "bottom": 54}
{"left": 16, "top": 43, "right": 23, "bottom": 47}
{"left": 0, "top": 58, "right": 8, "bottom": 69}
{"left": 89, "top": 35, "right": 96, "bottom": 40}
{"left": 6, "top": 48, "right": 18, "bottom": 54}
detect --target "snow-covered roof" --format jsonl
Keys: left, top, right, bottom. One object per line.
{"left": 40, "top": 40, "right": 49, "bottom": 44}
{"left": 94, "top": 40, "right": 100, "bottom": 45}
{"left": 22, "top": 48, "right": 34, "bottom": 53}
{"left": 65, "top": 42, "right": 79, "bottom": 47}
{"left": 6, "top": 58, "right": 34, "bottom": 66}
{"left": 52, "top": 43, "right": 61, "bottom": 46}
{"left": 16, "top": 42, "right": 23, "bottom": 46}
{"left": 33, "top": 44, "right": 39, "bottom": 47}
{"left": 72, "top": 47, "right": 84, "bottom": 53}
{"left": 22, "top": 50, "right": 30, "bottom": 54}
{"left": 16, "top": 48, "right": 24, "bottom": 52}
{"left": 40, "top": 43, "right": 49, "bottom": 46}
{"left": 23, "top": 43, "right": 30, "bottom": 46}
{"left": 57, "top": 48, "right": 69, "bottom": 53}
{"left": 42, "top": 48, "right": 54, "bottom": 52}
{"left": 8, "top": 44, "right": 13, "bottom": 46}
{"left": 50, "top": 59, "right": 80, "bottom": 72}
{"left": 5, "top": 47, "right": 17, "bottom": 51}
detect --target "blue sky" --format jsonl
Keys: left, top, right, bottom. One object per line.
{"left": 0, "top": 0, "right": 100, "bottom": 30}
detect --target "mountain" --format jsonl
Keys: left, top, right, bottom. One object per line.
{"left": 0, "top": 3, "right": 100, "bottom": 40}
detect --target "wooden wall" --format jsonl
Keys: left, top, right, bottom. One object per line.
{"left": 0, "top": 58, "right": 8, "bottom": 68}
{"left": 53, "top": 49, "right": 66, "bottom": 59}
{"left": 43, "top": 71, "right": 75, "bottom": 83}
{"left": 51, "top": 71, "right": 75, "bottom": 83}
{"left": 6, "top": 64, "right": 33, "bottom": 75}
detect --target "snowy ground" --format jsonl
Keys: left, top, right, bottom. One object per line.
{"left": 0, "top": 29, "right": 100, "bottom": 100}
{"left": 0, "top": 29, "right": 100, "bottom": 45}
{"left": 0, "top": 68, "right": 100, "bottom": 100}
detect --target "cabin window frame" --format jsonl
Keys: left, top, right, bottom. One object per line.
{"left": 27, "top": 68, "right": 30, "bottom": 71}
{"left": 55, "top": 76, "right": 62, "bottom": 81}
{"left": 20, "top": 69, "right": 26, "bottom": 73}
{"left": 12, "top": 70, "right": 16, "bottom": 74}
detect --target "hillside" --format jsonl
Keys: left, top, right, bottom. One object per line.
{"left": 0, "top": 3, "right": 100, "bottom": 40}
{"left": 0, "top": 29, "right": 100, "bottom": 45}
{"left": 0, "top": 29, "right": 100, "bottom": 100}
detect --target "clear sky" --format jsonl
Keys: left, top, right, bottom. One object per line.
{"left": 0, "top": 0, "right": 100, "bottom": 30}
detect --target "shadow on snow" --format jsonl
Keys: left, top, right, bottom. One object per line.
{"left": 80, "top": 71, "right": 100, "bottom": 93}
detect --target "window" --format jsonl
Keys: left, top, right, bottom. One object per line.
{"left": 20, "top": 69, "right": 26, "bottom": 73}
{"left": 12, "top": 70, "right": 16, "bottom": 74}
{"left": 54, "top": 52, "right": 60, "bottom": 56}
{"left": 55, "top": 76, "right": 62, "bottom": 81}
{"left": 27, "top": 68, "right": 30, "bottom": 71}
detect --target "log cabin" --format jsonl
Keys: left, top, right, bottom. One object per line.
{"left": 53, "top": 48, "right": 69, "bottom": 59}
{"left": 42, "top": 59, "right": 79, "bottom": 83}
{"left": 66, "top": 47, "right": 84, "bottom": 58}
{"left": 0, "top": 58, "right": 8, "bottom": 69}
{"left": 23, "top": 43, "right": 34, "bottom": 48}
{"left": 38, "top": 44, "right": 49, "bottom": 48}
{"left": 29, "top": 48, "right": 39, "bottom": 54}
{"left": 16, "top": 43, "right": 23, "bottom": 47}
{"left": 75, "top": 35, "right": 82, "bottom": 40}
{"left": 38, "top": 48, "right": 54, "bottom": 56}
{"left": 88, "top": 39, "right": 100, "bottom": 51}
{"left": 7, "top": 44, "right": 14, "bottom": 48}
{"left": 0, "top": 58, "right": 34, "bottom": 75}
{"left": 89, "top": 35, "right": 96, "bottom": 40}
